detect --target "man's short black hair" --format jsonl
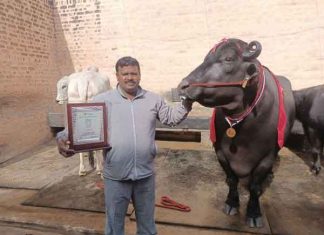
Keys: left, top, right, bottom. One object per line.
{"left": 115, "top": 56, "right": 140, "bottom": 74}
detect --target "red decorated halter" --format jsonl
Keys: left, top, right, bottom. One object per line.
{"left": 210, "top": 38, "right": 243, "bottom": 56}
{"left": 189, "top": 79, "right": 248, "bottom": 89}
{"left": 189, "top": 63, "right": 266, "bottom": 127}
{"left": 190, "top": 38, "right": 248, "bottom": 89}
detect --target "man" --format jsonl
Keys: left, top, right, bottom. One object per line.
{"left": 57, "top": 56, "right": 193, "bottom": 235}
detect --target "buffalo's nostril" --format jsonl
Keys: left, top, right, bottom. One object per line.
{"left": 178, "top": 80, "right": 190, "bottom": 90}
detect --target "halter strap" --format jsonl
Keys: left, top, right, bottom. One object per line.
{"left": 188, "top": 64, "right": 266, "bottom": 127}
{"left": 225, "top": 65, "right": 265, "bottom": 127}
{"left": 189, "top": 79, "right": 246, "bottom": 88}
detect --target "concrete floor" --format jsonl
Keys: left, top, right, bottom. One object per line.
{"left": 0, "top": 140, "right": 255, "bottom": 235}
{"left": 0, "top": 139, "right": 323, "bottom": 235}
{"left": 0, "top": 182, "right": 253, "bottom": 235}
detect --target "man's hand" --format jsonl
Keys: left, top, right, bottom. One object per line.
{"left": 56, "top": 137, "right": 75, "bottom": 158}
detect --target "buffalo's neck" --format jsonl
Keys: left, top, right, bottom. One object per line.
{"left": 221, "top": 98, "right": 245, "bottom": 117}
{"left": 221, "top": 81, "right": 259, "bottom": 118}
{"left": 292, "top": 90, "right": 304, "bottom": 121}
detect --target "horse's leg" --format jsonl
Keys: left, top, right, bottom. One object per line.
{"left": 79, "top": 152, "right": 87, "bottom": 176}
{"left": 216, "top": 150, "right": 239, "bottom": 215}
{"left": 306, "top": 127, "right": 322, "bottom": 174}
{"left": 246, "top": 153, "right": 275, "bottom": 228}
{"left": 95, "top": 150, "right": 103, "bottom": 176}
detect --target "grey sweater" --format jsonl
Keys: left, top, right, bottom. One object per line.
{"left": 59, "top": 85, "right": 191, "bottom": 181}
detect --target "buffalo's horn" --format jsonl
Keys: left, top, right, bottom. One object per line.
{"left": 242, "top": 41, "right": 262, "bottom": 60}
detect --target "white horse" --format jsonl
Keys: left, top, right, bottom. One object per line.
{"left": 56, "top": 66, "right": 110, "bottom": 176}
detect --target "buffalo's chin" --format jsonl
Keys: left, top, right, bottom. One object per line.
{"left": 182, "top": 92, "right": 216, "bottom": 107}
{"left": 196, "top": 99, "right": 218, "bottom": 108}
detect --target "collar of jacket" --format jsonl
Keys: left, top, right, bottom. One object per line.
{"left": 116, "top": 84, "right": 145, "bottom": 100}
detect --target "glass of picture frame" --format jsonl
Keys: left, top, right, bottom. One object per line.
{"left": 66, "top": 102, "right": 110, "bottom": 152}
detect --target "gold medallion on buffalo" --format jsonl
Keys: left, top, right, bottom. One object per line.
{"left": 226, "top": 127, "right": 236, "bottom": 138}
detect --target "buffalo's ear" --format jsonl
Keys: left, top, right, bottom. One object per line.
{"left": 246, "top": 63, "right": 258, "bottom": 77}
{"left": 242, "top": 63, "right": 259, "bottom": 88}
{"left": 242, "top": 41, "right": 262, "bottom": 61}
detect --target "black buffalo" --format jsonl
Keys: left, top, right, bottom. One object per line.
{"left": 177, "top": 38, "right": 295, "bottom": 228}
{"left": 294, "top": 85, "right": 324, "bottom": 174}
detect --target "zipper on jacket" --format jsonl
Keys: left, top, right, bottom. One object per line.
{"left": 130, "top": 102, "right": 138, "bottom": 178}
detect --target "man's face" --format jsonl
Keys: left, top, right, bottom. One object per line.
{"left": 116, "top": 65, "right": 141, "bottom": 96}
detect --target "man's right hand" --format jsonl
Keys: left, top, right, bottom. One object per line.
{"left": 56, "top": 137, "right": 75, "bottom": 158}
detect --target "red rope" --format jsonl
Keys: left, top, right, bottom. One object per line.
{"left": 210, "top": 38, "right": 243, "bottom": 57}
{"left": 189, "top": 80, "right": 244, "bottom": 88}
{"left": 210, "top": 38, "right": 228, "bottom": 53}
{"left": 226, "top": 64, "right": 265, "bottom": 123}
{"left": 95, "top": 180, "right": 104, "bottom": 189}
{"left": 95, "top": 182, "right": 191, "bottom": 212}
{"left": 155, "top": 196, "right": 191, "bottom": 212}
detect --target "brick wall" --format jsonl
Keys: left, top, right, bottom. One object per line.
{"left": 53, "top": 0, "right": 101, "bottom": 75}
{"left": 54, "top": 0, "right": 324, "bottom": 91}
{"left": 0, "top": 0, "right": 63, "bottom": 162}
{"left": 1, "top": 0, "right": 324, "bottom": 161}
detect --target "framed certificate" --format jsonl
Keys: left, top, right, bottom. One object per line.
{"left": 67, "top": 103, "right": 110, "bottom": 152}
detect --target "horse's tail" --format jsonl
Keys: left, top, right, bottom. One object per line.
{"left": 89, "top": 151, "right": 95, "bottom": 169}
